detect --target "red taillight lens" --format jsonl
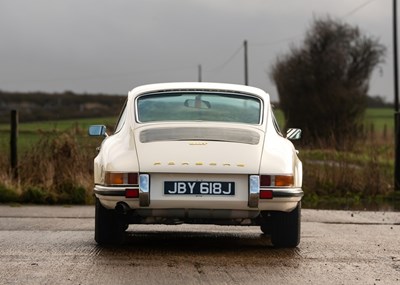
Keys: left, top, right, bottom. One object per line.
{"left": 127, "top": 173, "right": 138, "bottom": 184}
{"left": 260, "top": 175, "right": 271, "bottom": 187}
{"left": 259, "top": 190, "right": 273, "bottom": 199}
{"left": 125, "top": 188, "right": 139, "bottom": 198}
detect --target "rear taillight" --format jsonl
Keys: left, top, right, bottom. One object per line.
{"left": 259, "top": 175, "right": 294, "bottom": 187}
{"left": 259, "top": 174, "right": 294, "bottom": 200}
{"left": 104, "top": 172, "right": 138, "bottom": 185}
{"left": 260, "top": 175, "right": 271, "bottom": 187}
{"left": 103, "top": 172, "right": 141, "bottom": 199}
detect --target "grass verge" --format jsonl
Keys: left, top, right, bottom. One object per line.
{"left": 0, "top": 115, "right": 398, "bottom": 209}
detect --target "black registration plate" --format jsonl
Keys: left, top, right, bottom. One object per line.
{"left": 164, "top": 181, "right": 235, "bottom": 195}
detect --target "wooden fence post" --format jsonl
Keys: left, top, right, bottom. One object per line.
{"left": 10, "top": 110, "right": 18, "bottom": 180}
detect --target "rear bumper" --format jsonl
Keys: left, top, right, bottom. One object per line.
{"left": 94, "top": 184, "right": 303, "bottom": 212}
{"left": 94, "top": 185, "right": 303, "bottom": 196}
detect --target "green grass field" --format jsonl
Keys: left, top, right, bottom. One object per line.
{"left": 274, "top": 108, "right": 395, "bottom": 136}
{"left": 0, "top": 108, "right": 395, "bottom": 153}
{"left": 364, "top": 108, "right": 395, "bottom": 132}
{"left": 0, "top": 116, "right": 118, "bottom": 153}
{"left": 0, "top": 117, "right": 118, "bottom": 132}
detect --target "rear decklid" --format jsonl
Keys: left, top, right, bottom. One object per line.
{"left": 134, "top": 125, "right": 265, "bottom": 174}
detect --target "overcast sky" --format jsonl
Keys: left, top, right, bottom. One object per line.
{"left": 0, "top": 0, "right": 394, "bottom": 102}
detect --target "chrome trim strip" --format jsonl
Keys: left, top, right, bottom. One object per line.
{"left": 271, "top": 188, "right": 304, "bottom": 198}
{"left": 139, "top": 174, "right": 150, "bottom": 207}
{"left": 248, "top": 175, "right": 260, "bottom": 208}
{"left": 94, "top": 185, "right": 126, "bottom": 196}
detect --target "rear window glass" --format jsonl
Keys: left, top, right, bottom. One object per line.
{"left": 136, "top": 92, "right": 262, "bottom": 124}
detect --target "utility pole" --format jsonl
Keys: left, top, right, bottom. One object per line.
{"left": 198, "top": 64, "right": 202, "bottom": 82}
{"left": 10, "top": 110, "right": 18, "bottom": 180}
{"left": 244, "top": 40, "right": 249, "bottom": 85}
{"left": 394, "top": 0, "right": 400, "bottom": 190}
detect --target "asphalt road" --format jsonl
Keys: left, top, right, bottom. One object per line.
{"left": 0, "top": 205, "right": 399, "bottom": 285}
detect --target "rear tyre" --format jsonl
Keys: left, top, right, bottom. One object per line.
{"left": 259, "top": 212, "right": 272, "bottom": 235}
{"left": 270, "top": 202, "right": 301, "bottom": 248}
{"left": 95, "top": 198, "right": 125, "bottom": 245}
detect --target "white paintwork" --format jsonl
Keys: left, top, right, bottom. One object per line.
{"left": 93, "top": 82, "right": 302, "bottom": 214}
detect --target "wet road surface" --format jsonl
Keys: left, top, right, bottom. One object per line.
{"left": 0, "top": 205, "right": 399, "bottom": 284}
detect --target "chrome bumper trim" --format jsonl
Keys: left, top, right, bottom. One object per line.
{"left": 94, "top": 185, "right": 125, "bottom": 196}
{"left": 272, "top": 188, "right": 304, "bottom": 198}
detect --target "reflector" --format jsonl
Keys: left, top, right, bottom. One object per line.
{"left": 125, "top": 188, "right": 139, "bottom": 198}
{"left": 259, "top": 190, "right": 273, "bottom": 199}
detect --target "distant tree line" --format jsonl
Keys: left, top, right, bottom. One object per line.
{"left": 366, "top": 95, "right": 393, "bottom": 108}
{"left": 272, "top": 95, "right": 393, "bottom": 110}
{"left": 0, "top": 89, "right": 391, "bottom": 125}
{"left": 0, "top": 90, "right": 126, "bottom": 123}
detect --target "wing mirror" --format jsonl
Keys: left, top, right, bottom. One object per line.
{"left": 88, "top": 125, "right": 108, "bottom": 137}
{"left": 286, "top": 128, "right": 302, "bottom": 140}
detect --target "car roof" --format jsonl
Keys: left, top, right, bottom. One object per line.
{"left": 127, "top": 82, "right": 270, "bottom": 102}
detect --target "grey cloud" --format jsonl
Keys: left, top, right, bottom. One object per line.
{"left": 0, "top": 0, "right": 393, "bottom": 101}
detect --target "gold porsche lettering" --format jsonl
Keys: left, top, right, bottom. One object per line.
{"left": 152, "top": 162, "right": 245, "bottom": 167}
{"left": 189, "top": 142, "right": 208, "bottom": 145}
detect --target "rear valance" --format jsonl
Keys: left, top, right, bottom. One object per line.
{"left": 139, "top": 127, "right": 260, "bottom": 145}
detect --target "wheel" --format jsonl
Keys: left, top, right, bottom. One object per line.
{"left": 270, "top": 202, "right": 301, "bottom": 248}
{"left": 259, "top": 212, "right": 272, "bottom": 235}
{"left": 95, "top": 198, "right": 125, "bottom": 245}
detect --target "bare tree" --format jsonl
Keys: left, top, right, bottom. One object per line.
{"left": 271, "top": 17, "right": 386, "bottom": 147}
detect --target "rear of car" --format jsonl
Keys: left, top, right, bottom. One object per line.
{"left": 89, "top": 82, "right": 303, "bottom": 247}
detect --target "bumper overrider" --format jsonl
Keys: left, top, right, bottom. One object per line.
{"left": 94, "top": 174, "right": 303, "bottom": 209}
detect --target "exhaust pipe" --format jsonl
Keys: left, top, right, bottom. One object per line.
{"left": 115, "top": 202, "right": 130, "bottom": 215}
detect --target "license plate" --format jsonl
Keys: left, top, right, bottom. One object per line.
{"left": 164, "top": 181, "right": 235, "bottom": 195}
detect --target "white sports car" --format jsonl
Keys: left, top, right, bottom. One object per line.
{"left": 89, "top": 82, "right": 303, "bottom": 247}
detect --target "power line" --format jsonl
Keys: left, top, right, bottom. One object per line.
{"left": 341, "top": 0, "right": 379, "bottom": 18}
{"left": 205, "top": 44, "right": 243, "bottom": 73}
{"left": 251, "top": 0, "right": 381, "bottom": 48}
{"left": 251, "top": 35, "right": 302, "bottom": 47}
